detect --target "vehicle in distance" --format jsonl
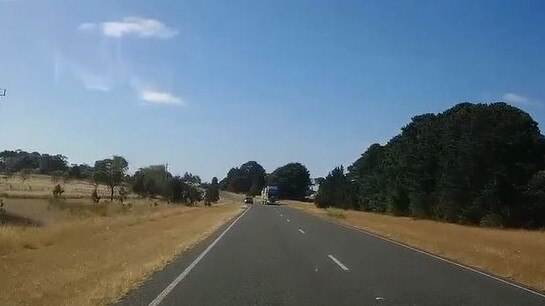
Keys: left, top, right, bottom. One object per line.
{"left": 261, "top": 185, "right": 279, "bottom": 205}
{"left": 244, "top": 196, "right": 253, "bottom": 204}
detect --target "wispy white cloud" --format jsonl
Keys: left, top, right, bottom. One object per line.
{"left": 71, "top": 65, "right": 112, "bottom": 92}
{"left": 77, "top": 22, "right": 96, "bottom": 31}
{"left": 79, "top": 17, "right": 177, "bottom": 39}
{"left": 54, "top": 52, "right": 112, "bottom": 92}
{"left": 502, "top": 92, "right": 541, "bottom": 107}
{"left": 139, "top": 90, "right": 185, "bottom": 106}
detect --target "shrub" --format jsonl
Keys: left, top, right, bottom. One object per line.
{"left": 480, "top": 213, "right": 504, "bottom": 228}
{"left": 326, "top": 208, "right": 346, "bottom": 219}
{"left": 52, "top": 184, "right": 64, "bottom": 198}
{"left": 91, "top": 187, "right": 101, "bottom": 203}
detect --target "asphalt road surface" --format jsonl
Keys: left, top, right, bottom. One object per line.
{"left": 117, "top": 204, "right": 545, "bottom": 306}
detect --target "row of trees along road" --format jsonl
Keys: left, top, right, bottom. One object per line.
{"left": 0, "top": 151, "right": 215, "bottom": 205}
{"left": 0, "top": 150, "right": 95, "bottom": 180}
{"left": 131, "top": 165, "right": 214, "bottom": 205}
{"left": 221, "top": 161, "right": 312, "bottom": 200}
{"left": 315, "top": 102, "right": 545, "bottom": 228}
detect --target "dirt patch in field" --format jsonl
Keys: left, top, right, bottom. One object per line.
{"left": 287, "top": 200, "right": 545, "bottom": 293}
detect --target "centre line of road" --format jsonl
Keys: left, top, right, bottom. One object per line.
{"left": 147, "top": 207, "right": 251, "bottom": 306}
{"left": 298, "top": 228, "right": 305, "bottom": 234}
{"left": 286, "top": 218, "right": 290, "bottom": 222}
{"left": 328, "top": 255, "right": 349, "bottom": 271}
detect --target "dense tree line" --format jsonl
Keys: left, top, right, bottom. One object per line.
{"left": 0, "top": 150, "right": 68, "bottom": 174}
{"left": 220, "top": 161, "right": 267, "bottom": 195}
{"left": 220, "top": 161, "right": 312, "bottom": 200}
{"left": 316, "top": 103, "right": 545, "bottom": 228}
{"left": 0, "top": 150, "right": 94, "bottom": 179}
{"left": 131, "top": 165, "right": 206, "bottom": 205}
{"left": 0, "top": 150, "right": 209, "bottom": 205}
{"left": 267, "top": 162, "right": 312, "bottom": 200}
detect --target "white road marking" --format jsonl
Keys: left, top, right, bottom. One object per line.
{"left": 286, "top": 219, "right": 290, "bottom": 222}
{"left": 328, "top": 255, "right": 349, "bottom": 271}
{"left": 147, "top": 207, "right": 251, "bottom": 306}
{"left": 335, "top": 222, "right": 545, "bottom": 299}
{"left": 280, "top": 214, "right": 283, "bottom": 217}
{"left": 298, "top": 228, "right": 305, "bottom": 234}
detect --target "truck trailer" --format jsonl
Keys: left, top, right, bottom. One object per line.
{"left": 261, "top": 185, "right": 279, "bottom": 205}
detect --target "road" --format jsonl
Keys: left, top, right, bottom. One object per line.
{"left": 117, "top": 204, "right": 545, "bottom": 306}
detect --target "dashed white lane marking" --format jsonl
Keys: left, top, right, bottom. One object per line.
{"left": 328, "top": 255, "right": 349, "bottom": 271}
{"left": 298, "top": 228, "right": 306, "bottom": 234}
{"left": 280, "top": 214, "right": 283, "bottom": 217}
{"left": 336, "top": 222, "right": 545, "bottom": 299}
{"left": 286, "top": 219, "right": 290, "bottom": 222}
{"left": 147, "top": 207, "right": 251, "bottom": 306}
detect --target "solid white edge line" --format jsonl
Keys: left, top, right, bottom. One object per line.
{"left": 328, "top": 254, "right": 349, "bottom": 271}
{"left": 335, "top": 221, "right": 545, "bottom": 299}
{"left": 147, "top": 206, "right": 251, "bottom": 306}
{"left": 298, "top": 228, "right": 305, "bottom": 234}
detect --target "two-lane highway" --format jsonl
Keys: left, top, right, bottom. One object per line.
{"left": 118, "top": 204, "right": 545, "bottom": 306}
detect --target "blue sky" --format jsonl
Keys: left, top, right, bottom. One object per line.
{"left": 0, "top": 0, "right": 544, "bottom": 181}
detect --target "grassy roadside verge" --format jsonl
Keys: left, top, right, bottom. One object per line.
{"left": 286, "top": 201, "right": 545, "bottom": 293}
{"left": 0, "top": 202, "right": 242, "bottom": 306}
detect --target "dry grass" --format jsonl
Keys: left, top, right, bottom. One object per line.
{"left": 325, "top": 207, "right": 346, "bottom": 219}
{"left": 0, "top": 197, "right": 179, "bottom": 226}
{"left": 0, "top": 199, "right": 243, "bottom": 305}
{"left": 0, "top": 174, "right": 179, "bottom": 226}
{"left": 0, "top": 174, "right": 112, "bottom": 199}
{"left": 286, "top": 200, "right": 545, "bottom": 293}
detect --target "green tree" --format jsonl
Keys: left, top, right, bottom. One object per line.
{"left": 268, "top": 163, "right": 311, "bottom": 200}
{"left": 0, "top": 150, "right": 69, "bottom": 175}
{"left": 221, "top": 161, "right": 266, "bottom": 195}
{"left": 240, "top": 161, "right": 267, "bottom": 195}
{"left": 68, "top": 164, "right": 94, "bottom": 179}
{"left": 94, "top": 156, "right": 129, "bottom": 202}
{"left": 315, "top": 166, "right": 348, "bottom": 208}
{"left": 166, "top": 176, "right": 203, "bottom": 205}
{"left": 519, "top": 171, "right": 545, "bottom": 227}
{"left": 132, "top": 165, "right": 171, "bottom": 197}
{"left": 204, "top": 177, "right": 220, "bottom": 205}
{"left": 39, "top": 154, "right": 68, "bottom": 174}
{"left": 183, "top": 172, "right": 202, "bottom": 186}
